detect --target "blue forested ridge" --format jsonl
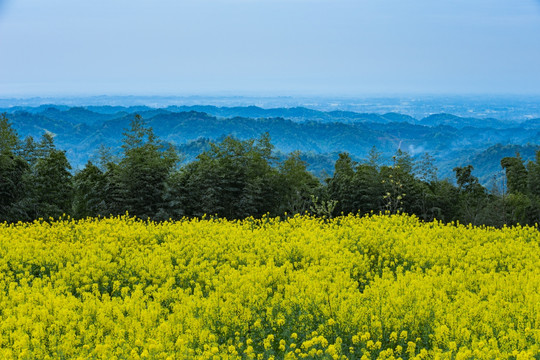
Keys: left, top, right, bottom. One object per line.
{"left": 1, "top": 105, "right": 539, "bottom": 185}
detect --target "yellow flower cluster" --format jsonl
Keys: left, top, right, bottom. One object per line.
{"left": 0, "top": 214, "right": 538, "bottom": 359}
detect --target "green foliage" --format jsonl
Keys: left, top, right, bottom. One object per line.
{"left": 1, "top": 111, "right": 539, "bottom": 227}
{"left": 327, "top": 153, "right": 357, "bottom": 214}
{"left": 32, "top": 147, "right": 73, "bottom": 219}
{"left": 452, "top": 165, "right": 488, "bottom": 225}
{"left": 100, "top": 161, "right": 125, "bottom": 216}
{"left": 426, "top": 179, "right": 459, "bottom": 222}
{"left": 380, "top": 150, "right": 424, "bottom": 216}
{"left": 5, "top": 106, "right": 540, "bottom": 186}
{"left": 277, "top": 151, "right": 320, "bottom": 215}
{"left": 414, "top": 152, "right": 437, "bottom": 183}
{"left": 117, "top": 115, "right": 178, "bottom": 219}
{"left": 0, "top": 113, "right": 19, "bottom": 155}
{"left": 505, "top": 193, "right": 532, "bottom": 226}
{"left": 380, "top": 158, "right": 408, "bottom": 214}
{"left": 0, "top": 154, "right": 28, "bottom": 222}
{"left": 353, "top": 163, "right": 383, "bottom": 214}
{"left": 174, "top": 134, "right": 282, "bottom": 219}
{"left": 72, "top": 161, "right": 106, "bottom": 218}
{"left": 454, "top": 165, "right": 480, "bottom": 193}
{"left": 1, "top": 117, "right": 74, "bottom": 221}
{"left": 309, "top": 195, "right": 338, "bottom": 218}
{"left": 0, "top": 114, "right": 28, "bottom": 222}
{"left": 501, "top": 155, "right": 528, "bottom": 195}
{"left": 527, "top": 150, "right": 540, "bottom": 198}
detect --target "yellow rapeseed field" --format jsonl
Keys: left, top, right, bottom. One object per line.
{"left": 0, "top": 214, "right": 539, "bottom": 360}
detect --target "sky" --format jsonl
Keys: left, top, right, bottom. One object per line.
{"left": 1, "top": 0, "right": 540, "bottom": 97}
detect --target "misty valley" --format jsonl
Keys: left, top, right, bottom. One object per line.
{"left": 2, "top": 104, "right": 539, "bottom": 185}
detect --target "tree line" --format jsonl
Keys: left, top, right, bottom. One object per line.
{"left": 1, "top": 113, "right": 539, "bottom": 226}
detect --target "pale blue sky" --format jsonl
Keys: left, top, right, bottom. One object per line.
{"left": 1, "top": 0, "right": 540, "bottom": 97}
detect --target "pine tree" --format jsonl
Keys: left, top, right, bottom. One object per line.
{"left": 174, "top": 135, "right": 280, "bottom": 219}
{"left": 354, "top": 163, "right": 382, "bottom": 214}
{"left": 117, "top": 115, "right": 178, "bottom": 219}
{"left": 453, "top": 165, "right": 488, "bottom": 225}
{"left": 525, "top": 151, "right": 540, "bottom": 224}
{"left": 501, "top": 154, "right": 528, "bottom": 195}
{"left": 72, "top": 161, "right": 106, "bottom": 218}
{"left": 327, "top": 153, "right": 356, "bottom": 214}
{"left": 527, "top": 151, "right": 540, "bottom": 198}
{"left": 0, "top": 113, "right": 19, "bottom": 154}
{"left": 277, "top": 151, "right": 320, "bottom": 215}
{"left": 0, "top": 114, "right": 28, "bottom": 222}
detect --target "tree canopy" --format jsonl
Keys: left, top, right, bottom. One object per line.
{"left": 1, "top": 113, "right": 539, "bottom": 227}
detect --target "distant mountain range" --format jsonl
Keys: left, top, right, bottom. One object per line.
{"left": 5, "top": 104, "right": 536, "bottom": 127}
{"left": 2, "top": 105, "right": 539, "bottom": 186}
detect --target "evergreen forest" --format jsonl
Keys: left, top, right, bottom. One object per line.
{"left": 1, "top": 113, "right": 540, "bottom": 227}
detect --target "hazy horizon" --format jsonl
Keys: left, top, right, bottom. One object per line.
{"left": 1, "top": 0, "right": 540, "bottom": 97}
